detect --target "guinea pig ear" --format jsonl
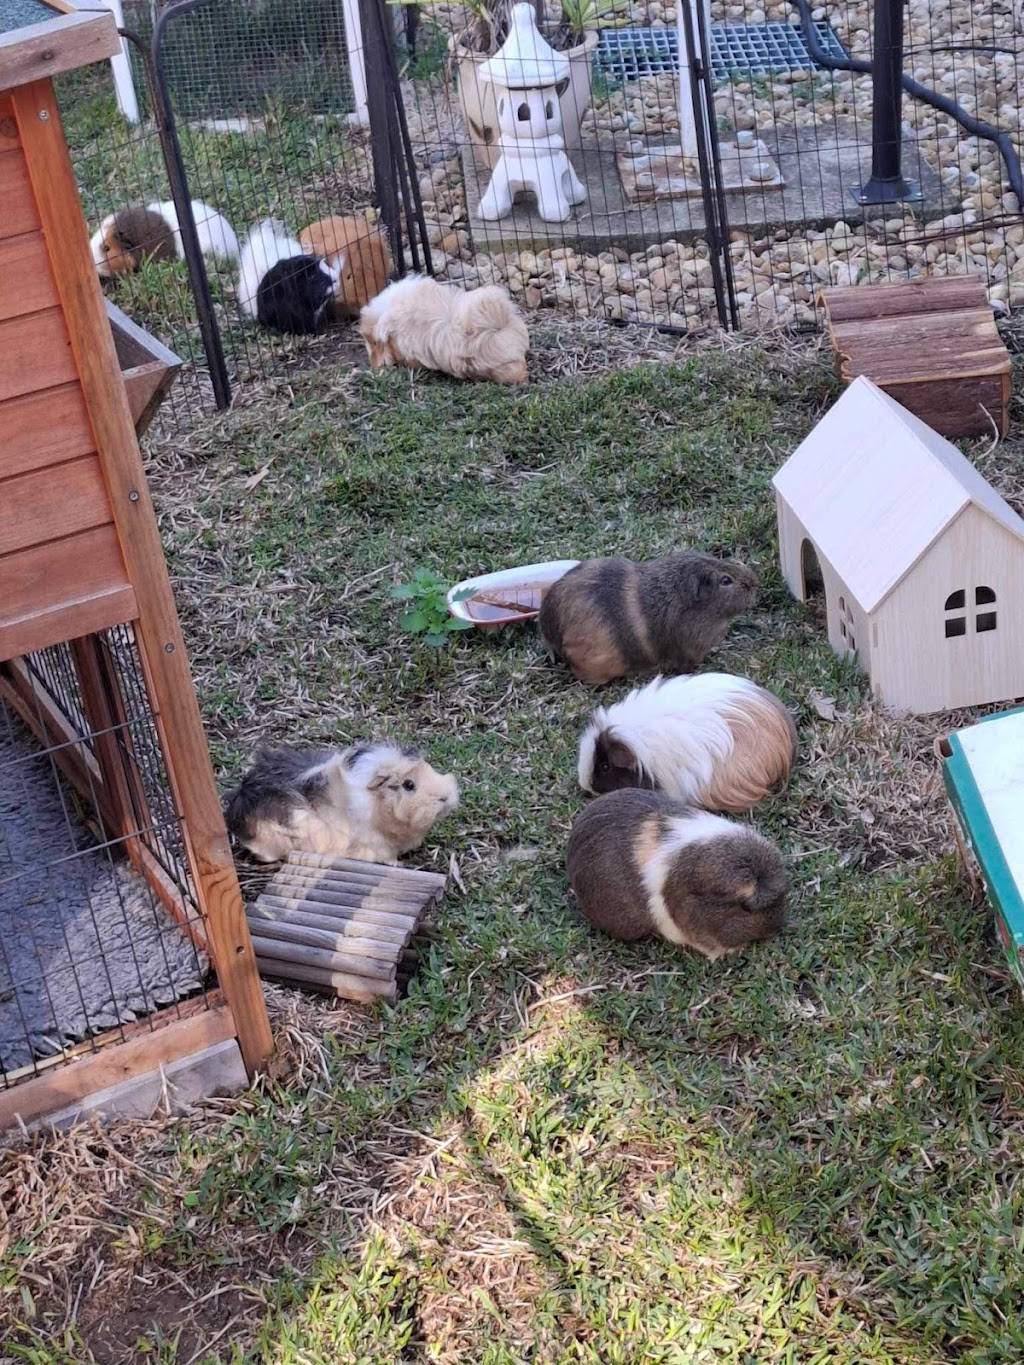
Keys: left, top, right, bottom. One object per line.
{"left": 604, "top": 737, "right": 636, "bottom": 771}
{"left": 113, "top": 225, "right": 140, "bottom": 254}
{"left": 366, "top": 768, "right": 395, "bottom": 791}
{"left": 695, "top": 565, "right": 717, "bottom": 603}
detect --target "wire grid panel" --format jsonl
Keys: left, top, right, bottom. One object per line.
{"left": 595, "top": 22, "right": 850, "bottom": 84}
{"left": 0, "top": 629, "right": 213, "bottom": 1087}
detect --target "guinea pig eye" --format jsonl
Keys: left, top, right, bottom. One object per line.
{"left": 402, "top": 778, "right": 416, "bottom": 792}
{"left": 719, "top": 574, "right": 733, "bottom": 586}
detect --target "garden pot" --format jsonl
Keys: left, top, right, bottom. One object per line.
{"left": 451, "top": 29, "right": 599, "bottom": 170}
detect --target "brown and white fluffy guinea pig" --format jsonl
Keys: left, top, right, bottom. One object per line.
{"left": 578, "top": 673, "right": 797, "bottom": 813}
{"left": 298, "top": 215, "right": 392, "bottom": 317}
{"left": 566, "top": 789, "right": 788, "bottom": 959}
{"left": 538, "top": 552, "right": 758, "bottom": 685}
{"left": 90, "top": 199, "right": 239, "bottom": 278}
{"left": 224, "top": 742, "right": 458, "bottom": 865}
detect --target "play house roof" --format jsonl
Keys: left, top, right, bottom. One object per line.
{"left": 772, "top": 375, "right": 1024, "bottom": 613}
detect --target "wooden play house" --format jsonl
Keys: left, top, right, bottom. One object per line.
{"left": 0, "top": 0, "right": 272, "bottom": 1129}
{"left": 773, "top": 376, "right": 1024, "bottom": 715}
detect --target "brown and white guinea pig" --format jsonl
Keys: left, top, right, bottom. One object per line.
{"left": 538, "top": 552, "right": 758, "bottom": 685}
{"left": 224, "top": 742, "right": 459, "bottom": 865}
{"left": 566, "top": 789, "right": 788, "bottom": 959}
{"left": 90, "top": 199, "right": 239, "bottom": 278}
{"left": 578, "top": 673, "right": 797, "bottom": 813}
{"left": 358, "top": 275, "right": 529, "bottom": 384}
{"left": 237, "top": 219, "right": 340, "bottom": 336}
{"left": 298, "top": 215, "right": 392, "bottom": 317}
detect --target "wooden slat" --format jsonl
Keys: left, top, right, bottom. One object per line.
{"left": 0, "top": 9, "right": 120, "bottom": 94}
{"left": 0, "top": 383, "right": 94, "bottom": 477}
{"left": 0, "top": 523, "right": 134, "bottom": 661}
{"left": 0, "top": 587, "right": 136, "bottom": 661}
{"left": 249, "top": 933, "right": 395, "bottom": 983}
{"left": 0, "top": 455, "right": 111, "bottom": 555}
{"left": 287, "top": 852, "right": 448, "bottom": 888}
{"left": 0, "top": 1003, "right": 234, "bottom": 1130}
{"left": 258, "top": 887, "right": 422, "bottom": 923}
{"left": 247, "top": 913, "right": 405, "bottom": 959}
{"left": 0, "top": 147, "right": 38, "bottom": 238}
{"left": 817, "top": 276, "right": 989, "bottom": 323}
{"left": 11, "top": 79, "right": 274, "bottom": 1076}
{"left": 249, "top": 901, "right": 412, "bottom": 947}
{"left": 832, "top": 310, "right": 1010, "bottom": 382}
{"left": 0, "top": 229, "right": 58, "bottom": 320}
{"left": 0, "top": 307, "right": 77, "bottom": 401}
{"left": 256, "top": 958, "right": 395, "bottom": 1002}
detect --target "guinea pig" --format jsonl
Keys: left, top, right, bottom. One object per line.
{"left": 224, "top": 741, "right": 459, "bottom": 865}
{"left": 538, "top": 552, "right": 758, "bottom": 684}
{"left": 90, "top": 199, "right": 239, "bottom": 278}
{"left": 298, "top": 215, "right": 392, "bottom": 317}
{"left": 578, "top": 673, "right": 797, "bottom": 813}
{"left": 566, "top": 788, "right": 787, "bottom": 959}
{"left": 358, "top": 275, "right": 529, "bottom": 384}
{"left": 237, "top": 219, "right": 340, "bottom": 335}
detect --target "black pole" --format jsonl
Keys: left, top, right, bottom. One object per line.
{"left": 360, "top": 0, "right": 403, "bottom": 260}
{"left": 853, "top": 0, "right": 920, "bottom": 204}
{"left": 147, "top": 6, "right": 233, "bottom": 409}
{"left": 678, "top": 0, "right": 731, "bottom": 330}
{"left": 792, "top": 0, "right": 1021, "bottom": 206}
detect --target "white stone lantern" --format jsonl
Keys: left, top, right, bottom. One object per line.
{"left": 475, "top": 3, "right": 587, "bottom": 224}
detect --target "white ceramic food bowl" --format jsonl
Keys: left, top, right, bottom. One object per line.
{"left": 447, "top": 560, "right": 579, "bottom": 630}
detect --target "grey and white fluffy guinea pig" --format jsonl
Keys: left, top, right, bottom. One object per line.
{"left": 578, "top": 672, "right": 798, "bottom": 813}
{"left": 566, "top": 789, "right": 787, "bottom": 959}
{"left": 237, "top": 219, "right": 340, "bottom": 336}
{"left": 538, "top": 552, "right": 758, "bottom": 685}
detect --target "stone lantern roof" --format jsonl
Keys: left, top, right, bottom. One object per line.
{"left": 477, "top": 2, "right": 570, "bottom": 89}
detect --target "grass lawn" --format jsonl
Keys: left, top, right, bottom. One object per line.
{"left": 3, "top": 326, "right": 1024, "bottom": 1364}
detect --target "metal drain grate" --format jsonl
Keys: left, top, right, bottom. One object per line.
{"left": 595, "top": 22, "right": 849, "bottom": 85}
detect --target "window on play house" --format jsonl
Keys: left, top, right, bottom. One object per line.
{"left": 944, "top": 588, "right": 996, "bottom": 638}
{"left": 975, "top": 586, "right": 997, "bottom": 633}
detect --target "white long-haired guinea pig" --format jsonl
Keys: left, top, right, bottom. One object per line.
{"left": 578, "top": 673, "right": 798, "bottom": 814}
{"left": 237, "top": 219, "right": 340, "bottom": 335}
{"left": 90, "top": 199, "right": 239, "bottom": 277}
{"left": 567, "top": 789, "right": 788, "bottom": 959}
{"left": 224, "top": 742, "right": 459, "bottom": 865}
{"left": 358, "top": 275, "right": 529, "bottom": 384}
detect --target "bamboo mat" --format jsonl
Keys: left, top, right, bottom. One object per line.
{"left": 248, "top": 854, "right": 447, "bottom": 1003}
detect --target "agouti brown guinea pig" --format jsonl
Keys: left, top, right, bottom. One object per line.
{"left": 538, "top": 552, "right": 758, "bottom": 684}
{"left": 566, "top": 788, "right": 787, "bottom": 959}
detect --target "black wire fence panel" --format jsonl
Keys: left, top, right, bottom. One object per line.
{"left": 60, "top": 1, "right": 380, "bottom": 427}
{"left": 404, "top": 0, "right": 1023, "bottom": 332}
{"left": 56, "top": 0, "right": 1023, "bottom": 428}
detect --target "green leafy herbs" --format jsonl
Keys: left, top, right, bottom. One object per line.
{"left": 390, "top": 568, "right": 475, "bottom": 648}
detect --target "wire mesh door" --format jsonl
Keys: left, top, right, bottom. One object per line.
{"left": 0, "top": 628, "right": 216, "bottom": 1090}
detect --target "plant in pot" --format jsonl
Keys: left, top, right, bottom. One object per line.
{"left": 412, "top": 0, "right": 621, "bottom": 167}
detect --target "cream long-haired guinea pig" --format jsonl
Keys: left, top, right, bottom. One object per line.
{"left": 298, "top": 215, "right": 391, "bottom": 317}
{"left": 91, "top": 199, "right": 238, "bottom": 278}
{"left": 567, "top": 789, "right": 788, "bottom": 959}
{"left": 539, "top": 552, "right": 758, "bottom": 685}
{"left": 224, "top": 742, "right": 459, "bottom": 865}
{"left": 578, "top": 673, "right": 797, "bottom": 813}
{"left": 359, "top": 276, "right": 529, "bottom": 383}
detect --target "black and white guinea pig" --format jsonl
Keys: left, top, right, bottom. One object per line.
{"left": 90, "top": 199, "right": 239, "bottom": 278}
{"left": 237, "top": 219, "right": 340, "bottom": 336}
{"left": 566, "top": 788, "right": 787, "bottom": 959}
{"left": 578, "top": 672, "right": 798, "bottom": 813}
